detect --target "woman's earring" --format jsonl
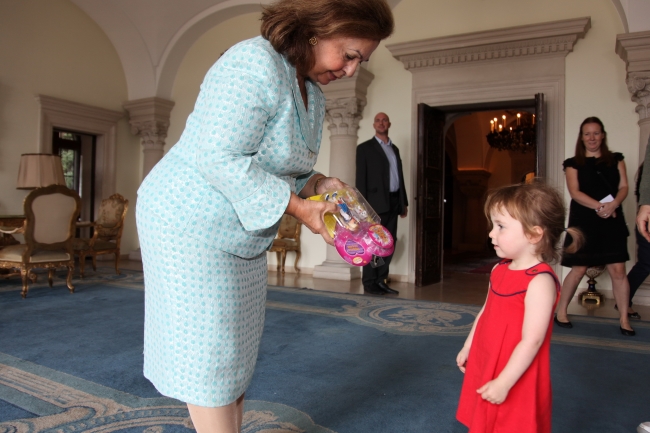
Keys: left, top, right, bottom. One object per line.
{"left": 309, "top": 37, "right": 318, "bottom": 46}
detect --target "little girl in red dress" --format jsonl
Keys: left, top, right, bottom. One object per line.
{"left": 456, "top": 182, "right": 583, "bottom": 433}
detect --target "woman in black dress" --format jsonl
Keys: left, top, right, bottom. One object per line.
{"left": 555, "top": 117, "right": 635, "bottom": 336}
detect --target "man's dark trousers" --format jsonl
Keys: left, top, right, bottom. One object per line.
{"left": 362, "top": 191, "right": 400, "bottom": 288}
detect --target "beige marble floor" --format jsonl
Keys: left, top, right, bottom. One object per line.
{"left": 120, "top": 259, "right": 649, "bottom": 323}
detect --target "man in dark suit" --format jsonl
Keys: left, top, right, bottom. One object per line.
{"left": 356, "top": 112, "right": 408, "bottom": 295}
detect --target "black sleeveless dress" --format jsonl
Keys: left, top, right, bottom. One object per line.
{"left": 561, "top": 153, "right": 629, "bottom": 267}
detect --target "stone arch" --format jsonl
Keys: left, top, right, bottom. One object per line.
{"left": 155, "top": 1, "right": 272, "bottom": 99}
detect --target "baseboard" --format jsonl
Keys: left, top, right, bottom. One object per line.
{"left": 576, "top": 286, "right": 650, "bottom": 306}
{"left": 267, "top": 264, "right": 313, "bottom": 275}
{"left": 266, "top": 264, "right": 409, "bottom": 283}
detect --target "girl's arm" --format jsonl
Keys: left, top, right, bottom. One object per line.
{"left": 476, "top": 273, "right": 556, "bottom": 404}
{"left": 456, "top": 292, "right": 488, "bottom": 373}
{"left": 565, "top": 167, "right": 603, "bottom": 210}
{"left": 597, "top": 160, "right": 628, "bottom": 219}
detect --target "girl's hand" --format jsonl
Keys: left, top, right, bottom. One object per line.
{"left": 596, "top": 201, "right": 617, "bottom": 219}
{"left": 286, "top": 193, "right": 338, "bottom": 246}
{"left": 456, "top": 346, "right": 470, "bottom": 373}
{"left": 477, "top": 378, "right": 510, "bottom": 405}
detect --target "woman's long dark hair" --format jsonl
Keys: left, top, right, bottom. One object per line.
{"left": 574, "top": 116, "right": 614, "bottom": 166}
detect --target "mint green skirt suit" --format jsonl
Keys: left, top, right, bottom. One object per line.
{"left": 136, "top": 36, "right": 325, "bottom": 407}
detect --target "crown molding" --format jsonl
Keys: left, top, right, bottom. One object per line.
{"left": 616, "top": 30, "right": 650, "bottom": 73}
{"left": 387, "top": 17, "right": 591, "bottom": 70}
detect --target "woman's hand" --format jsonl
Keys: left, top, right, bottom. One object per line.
{"left": 285, "top": 193, "right": 338, "bottom": 245}
{"left": 300, "top": 175, "right": 348, "bottom": 199}
{"left": 316, "top": 176, "right": 347, "bottom": 194}
{"left": 596, "top": 201, "right": 617, "bottom": 219}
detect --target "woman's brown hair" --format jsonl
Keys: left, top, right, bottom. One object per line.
{"left": 484, "top": 181, "right": 584, "bottom": 264}
{"left": 574, "top": 116, "right": 614, "bottom": 166}
{"left": 261, "top": 0, "right": 394, "bottom": 76}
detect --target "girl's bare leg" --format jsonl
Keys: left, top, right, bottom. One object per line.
{"left": 606, "top": 263, "right": 633, "bottom": 331}
{"left": 556, "top": 266, "right": 587, "bottom": 322}
{"left": 187, "top": 393, "right": 245, "bottom": 433}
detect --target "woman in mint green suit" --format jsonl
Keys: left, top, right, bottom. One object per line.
{"left": 136, "top": 0, "right": 394, "bottom": 431}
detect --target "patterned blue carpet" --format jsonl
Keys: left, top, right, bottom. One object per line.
{"left": 0, "top": 269, "right": 649, "bottom": 432}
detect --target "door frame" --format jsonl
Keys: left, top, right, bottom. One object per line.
{"left": 386, "top": 18, "right": 590, "bottom": 284}
{"left": 37, "top": 95, "right": 123, "bottom": 214}
{"left": 409, "top": 79, "right": 564, "bottom": 283}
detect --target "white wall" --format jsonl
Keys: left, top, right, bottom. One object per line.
{"left": 356, "top": 0, "right": 639, "bottom": 286}
{"left": 0, "top": 0, "right": 141, "bottom": 252}
{"left": 164, "top": 0, "right": 642, "bottom": 285}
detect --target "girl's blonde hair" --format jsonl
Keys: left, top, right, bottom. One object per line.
{"left": 484, "top": 181, "right": 583, "bottom": 263}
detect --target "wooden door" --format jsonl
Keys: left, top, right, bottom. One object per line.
{"left": 415, "top": 104, "right": 446, "bottom": 286}
{"left": 535, "top": 93, "right": 546, "bottom": 177}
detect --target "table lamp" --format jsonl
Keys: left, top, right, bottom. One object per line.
{"left": 16, "top": 153, "right": 66, "bottom": 189}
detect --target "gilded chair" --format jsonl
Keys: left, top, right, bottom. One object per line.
{"left": 73, "top": 193, "right": 128, "bottom": 278}
{"left": 0, "top": 185, "right": 81, "bottom": 298}
{"left": 269, "top": 214, "right": 302, "bottom": 273}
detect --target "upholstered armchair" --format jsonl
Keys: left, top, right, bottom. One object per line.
{"left": 269, "top": 214, "right": 302, "bottom": 274}
{"left": 73, "top": 193, "right": 128, "bottom": 278}
{"left": 0, "top": 185, "right": 81, "bottom": 298}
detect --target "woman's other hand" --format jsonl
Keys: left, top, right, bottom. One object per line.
{"left": 301, "top": 175, "right": 348, "bottom": 198}
{"left": 596, "top": 201, "right": 617, "bottom": 219}
{"left": 286, "top": 193, "right": 338, "bottom": 245}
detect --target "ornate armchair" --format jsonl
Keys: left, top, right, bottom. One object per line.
{"left": 0, "top": 185, "right": 81, "bottom": 298}
{"left": 73, "top": 193, "right": 128, "bottom": 278}
{"left": 269, "top": 214, "right": 302, "bottom": 274}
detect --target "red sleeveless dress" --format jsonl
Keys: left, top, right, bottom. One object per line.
{"left": 456, "top": 261, "right": 560, "bottom": 433}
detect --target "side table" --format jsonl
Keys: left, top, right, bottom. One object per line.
{"left": 0, "top": 215, "right": 25, "bottom": 248}
{"left": 0, "top": 215, "right": 26, "bottom": 280}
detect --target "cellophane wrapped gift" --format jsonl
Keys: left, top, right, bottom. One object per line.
{"left": 308, "top": 186, "right": 394, "bottom": 266}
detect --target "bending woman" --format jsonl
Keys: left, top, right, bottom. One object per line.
{"left": 555, "top": 116, "right": 635, "bottom": 336}
{"left": 135, "top": 1, "right": 394, "bottom": 431}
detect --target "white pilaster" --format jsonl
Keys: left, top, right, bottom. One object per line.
{"left": 123, "top": 97, "right": 176, "bottom": 179}
{"left": 123, "top": 97, "right": 175, "bottom": 261}
{"left": 313, "top": 68, "right": 374, "bottom": 280}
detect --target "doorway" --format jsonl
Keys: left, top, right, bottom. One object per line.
{"left": 442, "top": 109, "right": 536, "bottom": 277}
{"left": 52, "top": 129, "right": 97, "bottom": 237}
{"left": 414, "top": 98, "right": 543, "bottom": 286}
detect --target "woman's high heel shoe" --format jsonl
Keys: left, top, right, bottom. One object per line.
{"left": 620, "top": 326, "right": 636, "bottom": 337}
{"left": 554, "top": 315, "right": 573, "bottom": 329}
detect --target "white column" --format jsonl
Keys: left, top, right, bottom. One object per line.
{"left": 616, "top": 31, "right": 650, "bottom": 305}
{"left": 313, "top": 67, "right": 374, "bottom": 280}
{"left": 123, "top": 97, "right": 175, "bottom": 260}
{"left": 616, "top": 31, "right": 650, "bottom": 161}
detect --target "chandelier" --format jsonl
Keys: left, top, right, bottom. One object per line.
{"left": 486, "top": 112, "right": 536, "bottom": 153}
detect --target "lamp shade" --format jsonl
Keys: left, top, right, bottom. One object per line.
{"left": 16, "top": 153, "right": 66, "bottom": 189}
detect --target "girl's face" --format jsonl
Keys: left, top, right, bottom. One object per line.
{"left": 488, "top": 207, "right": 535, "bottom": 262}
{"left": 581, "top": 122, "right": 604, "bottom": 157}
{"left": 306, "top": 37, "right": 379, "bottom": 85}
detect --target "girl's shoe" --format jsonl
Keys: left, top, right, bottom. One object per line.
{"left": 637, "top": 422, "right": 650, "bottom": 433}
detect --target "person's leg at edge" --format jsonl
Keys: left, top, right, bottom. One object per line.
{"left": 627, "top": 227, "right": 650, "bottom": 314}
{"left": 556, "top": 266, "right": 588, "bottom": 323}
{"left": 187, "top": 393, "right": 245, "bottom": 433}
{"left": 607, "top": 262, "right": 633, "bottom": 332}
